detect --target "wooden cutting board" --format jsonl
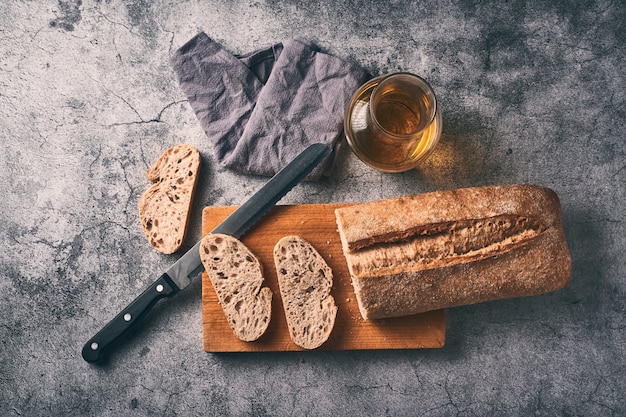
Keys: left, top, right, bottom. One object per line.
{"left": 201, "top": 203, "right": 445, "bottom": 352}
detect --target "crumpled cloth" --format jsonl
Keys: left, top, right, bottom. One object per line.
{"left": 170, "top": 32, "right": 369, "bottom": 180}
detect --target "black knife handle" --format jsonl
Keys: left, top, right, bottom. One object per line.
{"left": 81, "top": 273, "right": 179, "bottom": 363}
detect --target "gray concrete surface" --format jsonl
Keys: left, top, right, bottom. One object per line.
{"left": 1, "top": 0, "right": 624, "bottom": 415}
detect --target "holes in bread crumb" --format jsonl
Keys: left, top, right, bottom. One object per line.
{"left": 234, "top": 300, "right": 243, "bottom": 313}
{"left": 146, "top": 219, "right": 152, "bottom": 230}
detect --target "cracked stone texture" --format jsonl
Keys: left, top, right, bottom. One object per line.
{"left": 1, "top": 0, "right": 624, "bottom": 416}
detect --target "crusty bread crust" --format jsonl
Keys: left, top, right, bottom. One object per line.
{"left": 200, "top": 233, "right": 272, "bottom": 342}
{"left": 335, "top": 184, "right": 572, "bottom": 320}
{"left": 273, "top": 236, "right": 337, "bottom": 349}
{"left": 138, "top": 144, "right": 201, "bottom": 254}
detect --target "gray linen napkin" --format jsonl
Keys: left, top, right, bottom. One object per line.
{"left": 170, "top": 32, "right": 369, "bottom": 180}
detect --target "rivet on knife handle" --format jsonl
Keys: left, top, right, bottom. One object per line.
{"left": 81, "top": 273, "right": 178, "bottom": 363}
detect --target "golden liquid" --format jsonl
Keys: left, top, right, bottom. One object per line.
{"left": 375, "top": 90, "right": 434, "bottom": 134}
{"left": 346, "top": 78, "right": 441, "bottom": 172}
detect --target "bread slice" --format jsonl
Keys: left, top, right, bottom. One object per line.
{"left": 138, "top": 144, "right": 201, "bottom": 254}
{"left": 335, "top": 184, "right": 572, "bottom": 320}
{"left": 273, "top": 235, "right": 337, "bottom": 349}
{"left": 200, "top": 233, "right": 272, "bottom": 342}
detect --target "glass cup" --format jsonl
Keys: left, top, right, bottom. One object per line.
{"left": 344, "top": 72, "right": 442, "bottom": 172}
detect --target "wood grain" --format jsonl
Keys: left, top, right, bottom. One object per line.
{"left": 202, "top": 204, "right": 445, "bottom": 352}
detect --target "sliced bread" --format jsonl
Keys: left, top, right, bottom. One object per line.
{"left": 200, "top": 233, "right": 272, "bottom": 342}
{"left": 138, "top": 144, "right": 201, "bottom": 254}
{"left": 273, "top": 235, "right": 337, "bottom": 349}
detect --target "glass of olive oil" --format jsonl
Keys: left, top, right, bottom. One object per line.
{"left": 344, "top": 73, "right": 442, "bottom": 172}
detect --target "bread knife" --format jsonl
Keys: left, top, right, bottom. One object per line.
{"left": 82, "top": 143, "right": 331, "bottom": 363}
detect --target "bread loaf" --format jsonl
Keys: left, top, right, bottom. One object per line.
{"left": 138, "top": 144, "right": 201, "bottom": 254}
{"left": 200, "top": 233, "right": 272, "bottom": 341}
{"left": 334, "top": 184, "right": 571, "bottom": 320}
{"left": 273, "top": 236, "right": 337, "bottom": 349}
